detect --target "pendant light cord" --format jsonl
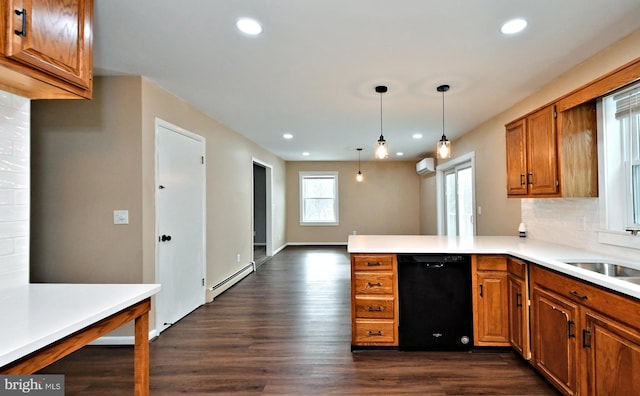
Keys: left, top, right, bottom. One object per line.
{"left": 441, "top": 88, "right": 445, "bottom": 140}
{"left": 379, "top": 91, "right": 384, "bottom": 139}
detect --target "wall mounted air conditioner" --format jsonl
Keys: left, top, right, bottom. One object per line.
{"left": 416, "top": 157, "right": 435, "bottom": 175}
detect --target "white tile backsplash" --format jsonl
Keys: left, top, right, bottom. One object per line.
{"left": 521, "top": 198, "right": 640, "bottom": 262}
{"left": 0, "top": 90, "right": 29, "bottom": 290}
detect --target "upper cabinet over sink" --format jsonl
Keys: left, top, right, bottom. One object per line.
{"left": 0, "top": 0, "right": 93, "bottom": 99}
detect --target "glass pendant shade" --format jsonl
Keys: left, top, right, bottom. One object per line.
{"left": 437, "top": 136, "right": 451, "bottom": 159}
{"left": 375, "top": 137, "right": 388, "bottom": 159}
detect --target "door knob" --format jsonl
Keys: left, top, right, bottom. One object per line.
{"left": 160, "top": 234, "right": 172, "bottom": 242}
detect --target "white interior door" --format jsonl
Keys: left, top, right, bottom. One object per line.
{"left": 156, "top": 120, "right": 206, "bottom": 333}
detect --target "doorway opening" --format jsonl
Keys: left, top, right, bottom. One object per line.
{"left": 253, "top": 160, "right": 273, "bottom": 268}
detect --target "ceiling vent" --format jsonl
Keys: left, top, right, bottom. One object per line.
{"left": 416, "top": 158, "right": 435, "bottom": 175}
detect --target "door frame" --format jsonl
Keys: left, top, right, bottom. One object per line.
{"left": 252, "top": 157, "right": 273, "bottom": 259}
{"left": 436, "top": 151, "right": 476, "bottom": 236}
{"left": 154, "top": 118, "right": 207, "bottom": 333}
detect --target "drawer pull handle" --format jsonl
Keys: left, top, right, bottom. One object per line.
{"left": 367, "top": 282, "right": 382, "bottom": 287}
{"left": 520, "top": 173, "right": 526, "bottom": 186}
{"left": 367, "top": 306, "right": 383, "bottom": 312}
{"left": 367, "top": 262, "right": 382, "bottom": 266}
{"left": 569, "top": 291, "right": 588, "bottom": 300}
{"left": 516, "top": 292, "right": 522, "bottom": 307}
{"left": 368, "top": 330, "right": 383, "bottom": 336}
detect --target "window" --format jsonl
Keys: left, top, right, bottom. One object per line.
{"left": 600, "top": 81, "right": 640, "bottom": 245}
{"left": 299, "top": 172, "right": 339, "bottom": 225}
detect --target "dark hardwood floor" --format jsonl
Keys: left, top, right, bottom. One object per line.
{"left": 38, "top": 246, "right": 558, "bottom": 395}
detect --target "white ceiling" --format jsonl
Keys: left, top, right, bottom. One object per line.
{"left": 93, "top": 0, "right": 640, "bottom": 161}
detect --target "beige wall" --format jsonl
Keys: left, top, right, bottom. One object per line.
{"left": 31, "top": 76, "right": 287, "bottom": 334}
{"left": 420, "top": 28, "right": 640, "bottom": 237}
{"left": 286, "top": 161, "right": 420, "bottom": 243}
{"left": 31, "top": 77, "right": 144, "bottom": 283}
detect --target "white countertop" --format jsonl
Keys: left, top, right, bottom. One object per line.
{"left": 0, "top": 283, "right": 161, "bottom": 368}
{"left": 348, "top": 235, "right": 640, "bottom": 300}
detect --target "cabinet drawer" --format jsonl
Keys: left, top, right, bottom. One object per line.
{"left": 353, "top": 319, "right": 396, "bottom": 344}
{"left": 476, "top": 255, "right": 508, "bottom": 271}
{"left": 508, "top": 257, "right": 527, "bottom": 279}
{"left": 353, "top": 254, "right": 394, "bottom": 271}
{"left": 354, "top": 272, "right": 394, "bottom": 294}
{"left": 354, "top": 295, "right": 395, "bottom": 319}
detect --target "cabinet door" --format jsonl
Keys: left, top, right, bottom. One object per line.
{"left": 508, "top": 275, "right": 530, "bottom": 359}
{"left": 583, "top": 311, "right": 640, "bottom": 396}
{"left": 506, "top": 119, "right": 528, "bottom": 195}
{"left": 474, "top": 270, "right": 510, "bottom": 346}
{"left": 526, "top": 106, "right": 559, "bottom": 195}
{"left": 5, "top": 0, "right": 92, "bottom": 89}
{"left": 531, "top": 285, "right": 579, "bottom": 395}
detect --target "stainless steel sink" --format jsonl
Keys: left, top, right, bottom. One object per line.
{"left": 563, "top": 261, "right": 640, "bottom": 281}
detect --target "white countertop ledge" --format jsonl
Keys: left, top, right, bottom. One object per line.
{"left": 348, "top": 235, "right": 640, "bottom": 300}
{"left": 0, "top": 283, "right": 161, "bottom": 368}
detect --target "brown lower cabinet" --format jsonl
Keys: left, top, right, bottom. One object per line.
{"left": 350, "top": 254, "right": 398, "bottom": 347}
{"left": 349, "top": 253, "right": 640, "bottom": 396}
{"left": 507, "top": 257, "right": 531, "bottom": 359}
{"left": 472, "top": 255, "right": 510, "bottom": 346}
{"left": 530, "top": 264, "right": 640, "bottom": 396}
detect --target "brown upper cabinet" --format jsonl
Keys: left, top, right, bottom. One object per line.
{"left": 506, "top": 105, "right": 560, "bottom": 197}
{"left": 0, "top": 0, "right": 93, "bottom": 99}
{"left": 506, "top": 56, "right": 640, "bottom": 198}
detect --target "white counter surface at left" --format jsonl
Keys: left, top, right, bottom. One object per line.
{"left": 0, "top": 283, "right": 161, "bottom": 368}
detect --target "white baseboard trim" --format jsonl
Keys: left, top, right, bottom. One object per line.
{"left": 285, "top": 242, "right": 348, "bottom": 246}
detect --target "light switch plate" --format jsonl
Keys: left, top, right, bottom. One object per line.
{"left": 113, "top": 210, "right": 129, "bottom": 225}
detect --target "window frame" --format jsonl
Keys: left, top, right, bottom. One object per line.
{"left": 597, "top": 81, "right": 640, "bottom": 249}
{"left": 299, "top": 171, "right": 339, "bottom": 226}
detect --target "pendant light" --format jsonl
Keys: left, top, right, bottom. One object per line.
{"left": 375, "top": 85, "right": 388, "bottom": 159}
{"left": 356, "top": 148, "right": 364, "bottom": 182}
{"left": 436, "top": 84, "right": 451, "bottom": 159}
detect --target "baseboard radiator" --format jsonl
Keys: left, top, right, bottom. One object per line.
{"left": 209, "top": 262, "right": 254, "bottom": 300}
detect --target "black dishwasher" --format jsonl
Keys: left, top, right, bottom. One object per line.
{"left": 397, "top": 254, "right": 472, "bottom": 351}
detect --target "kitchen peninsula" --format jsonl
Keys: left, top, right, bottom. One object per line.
{"left": 0, "top": 283, "right": 160, "bottom": 396}
{"left": 348, "top": 235, "right": 640, "bottom": 395}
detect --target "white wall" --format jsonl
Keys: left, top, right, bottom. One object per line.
{"left": 0, "top": 90, "right": 29, "bottom": 290}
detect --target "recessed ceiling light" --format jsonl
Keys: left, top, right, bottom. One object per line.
{"left": 396, "top": 152, "right": 404, "bottom": 157}
{"left": 236, "top": 17, "right": 262, "bottom": 35}
{"left": 412, "top": 133, "right": 423, "bottom": 139}
{"left": 302, "top": 152, "right": 310, "bottom": 156}
{"left": 501, "top": 18, "right": 527, "bottom": 35}
{"left": 283, "top": 133, "right": 293, "bottom": 139}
